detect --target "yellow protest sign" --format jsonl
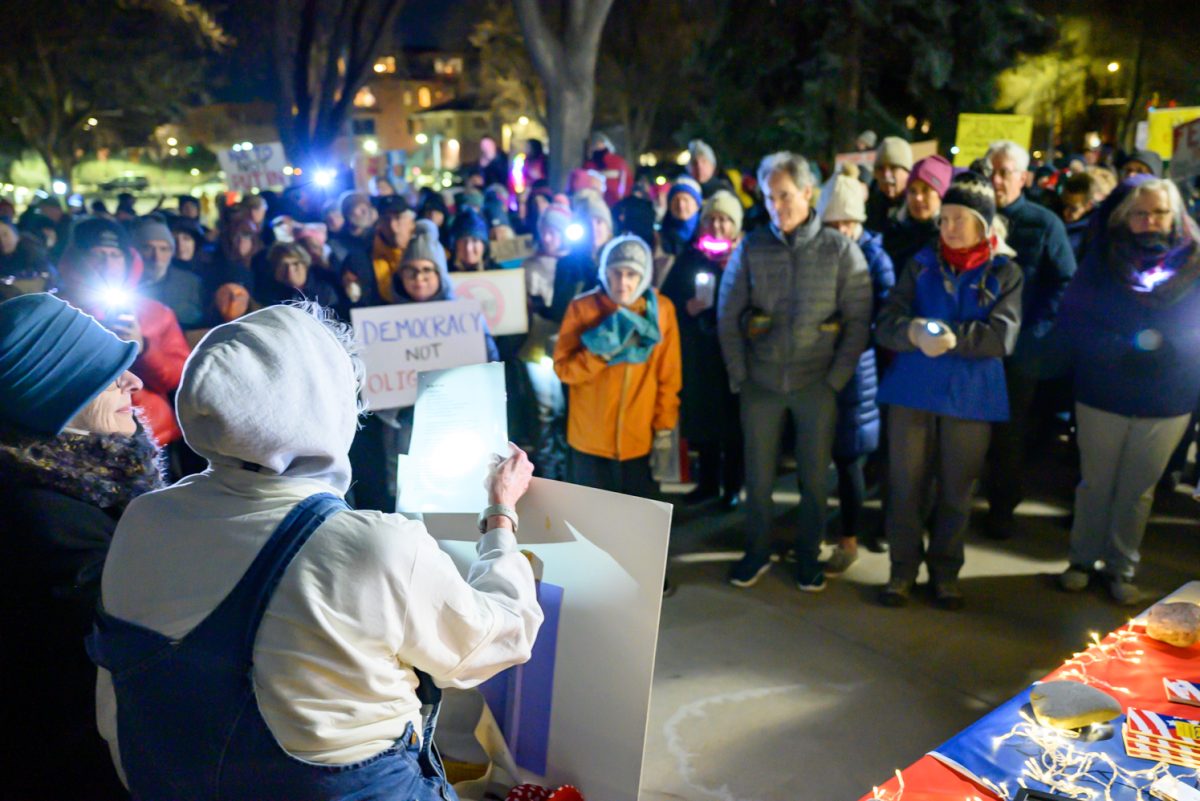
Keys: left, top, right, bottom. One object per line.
{"left": 953, "top": 114, "right": 1033, "bottom": 167}
{"left": 1148, "top": 107, "right": 1200, "bottom": 158}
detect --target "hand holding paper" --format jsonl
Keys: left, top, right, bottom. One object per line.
{"left": 487, "top": 443, "right": 534, "bottom": 508}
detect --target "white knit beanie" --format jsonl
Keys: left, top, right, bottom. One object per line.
{"left": 701, "top": 190, "right": 744, "bottom": 234}
{"left": 821, "top": 173, "right": 867, "bottom": 224}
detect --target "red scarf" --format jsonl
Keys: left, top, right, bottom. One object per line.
{"left": 940, "top": 236, "right": 995, "bottom": 274}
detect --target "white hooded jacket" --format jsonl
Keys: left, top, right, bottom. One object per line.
{"left": 97, "top": 304, "right": 542, "bottom": 770}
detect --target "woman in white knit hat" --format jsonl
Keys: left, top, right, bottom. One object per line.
{"left": 820, "top": 167, "right": 896, "bottom": 570}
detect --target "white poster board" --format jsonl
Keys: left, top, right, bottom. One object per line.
{"left": 351, "top": 299, "right": 488, "bottom": 409}
{"left": 423, "top": 480, "right": 672, "bottom": 801}
{"left": 450, "top": 268, "right": 529, "bottom": 336}
{"left": 216, "top": 141, "right": 291, "bottom": 192}
{"left": 1171, "top": 118, "right": 1200, "bottom": 181}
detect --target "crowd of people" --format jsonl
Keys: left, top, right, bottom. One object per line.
{"left": 1, "top": 128, "right": 1198, "bottom": 798}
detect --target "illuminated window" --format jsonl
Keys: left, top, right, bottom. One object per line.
{"left": 404, "top": 90, "right": 412, "bottom": 106}
{"left": 373, "top": 56, "right": 397, "bottom": 74}
{"left": 434, "top": 57, "right": 462, "bottom": 76}
{"left": 353, "top": 87, "right": 377, "bottom": 108}
{"left": 417, "top": 87, "right": 432, "bottom": 108}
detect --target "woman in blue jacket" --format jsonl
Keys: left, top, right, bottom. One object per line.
{"left": 874, "top": 172, "right": 1024, "bottom": 610}
{"left": 1057, "top": 175, "right": 1200, "bottom": 605}
{"left": 820, "top": 168, "right": 896, "bottom": 575}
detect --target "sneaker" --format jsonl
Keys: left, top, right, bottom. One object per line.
{"left": 879, "top": 578, "right": 912, "bottom": 607}
{"left": 822, "top": 546, "right": 859, "bottom": 577}
{"left": 933, "top": 580, "right": 964, "bottom": 611}
{"left": 1058, "top": 565, "right": 1091, "bottom": 592}
{"left": 1106, "top": 576, "right": 1140, "bottom": 606}
{"left": 796, "top": 566, "right": 827, "bottom": 593}
{"left": 728, "top": 553, "right": 772, "bottom": 588}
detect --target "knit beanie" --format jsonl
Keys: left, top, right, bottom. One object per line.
{"left": 701, "top": 189, "right": 745, "bottom": 233}
{"left": 450, "top": 208, "right": 488, "bottom": 244}
{"left": 403, "top": 219, "right": 448, "bottom": 275}
{"left": 821, "top": 172, "right": 867, "bottom": 224}
{"left": 668, "top": 176, "right": 703, "bottom": 208}
{"left": 573, "top": 188, "right": 613, "bottom": 231}
{"left": 876, "top": 136, "right": 914, "bottom": 172}
{"left": 1123, "top": 149, "right": 1164, "bottom": 178}
{"left": 71, "top": 217, "right": 129, "bottom": 253}
{"left": 537, "top": 202, "right": 573, "bottom": 240}
{"left": 941, "top": 171, "right": 997, "bottom": 231}
{"left": 131, "top": 217, "right": 175, "bottom": 255}
{"left": 483, "top": 195, "right": 508, "bottom": 229}
{"left": 0, "top": 293, "right": 138, "bottom": 435}
{"left": 339, "top": 191, "right": 371, "bottom": 220}
{"left": 598, "top": 235, "right": 653, "bottom": 303}
{"left": 459, "top": 189, "right": 484, "bottom": 212}
{"left": 909, "top": 155, "right": 954, "bottom": 198}
{"left": 689, "top": 139, "right": 716, "bottom": 166}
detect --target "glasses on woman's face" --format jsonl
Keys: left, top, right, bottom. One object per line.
{"left": 1130, "top": 209, "right": 1172, "bottom": 224}
{"left": 401, "top": 266, "right": 438, "bottom": 280}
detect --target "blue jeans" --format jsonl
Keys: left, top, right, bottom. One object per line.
{"left": 740, "top": 379, "right": 837, "bottom": 571}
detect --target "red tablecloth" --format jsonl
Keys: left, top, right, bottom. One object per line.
{"left": 860, "top": 586, "right": 1200, "bottom": 800}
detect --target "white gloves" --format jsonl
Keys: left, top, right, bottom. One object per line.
{"left": 908, "top": 318, "right": 957, "bottom": 358}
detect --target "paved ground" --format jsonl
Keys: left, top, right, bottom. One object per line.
{"left": 639, "top": 444, "right": 1200, "bottom": 801}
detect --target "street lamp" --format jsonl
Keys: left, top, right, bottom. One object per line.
{"left": 415, "top": 133, "right": 428, "bottom": 145}
{"left": 1107, "top": 62, "right": 1120, "bottom": 73}
{"left": 87, "top": 117, "right": 99, "bottom": 127}
{"left": 167, "top": 136, "right": 178, "bottom": 147}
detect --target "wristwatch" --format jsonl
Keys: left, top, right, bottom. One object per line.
{"left": 478, "top": 503, "right": 519, "bottom": 534}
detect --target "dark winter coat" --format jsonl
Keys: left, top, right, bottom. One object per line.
{"left": 141, "top": 265, "right": 205, "bottom": 329}
{"left": 997, "top": 194, "right": 1077, "bottom": 373}
{"left": 876, "top": 245, "right": 1024, "bottom": 422}
{"left": 660, "top": 241, "right": 738, "bottom": 443}
{"left": 0, "top": 427, "right": 163, "bottom": 800}
{"left": 547, "top": 249, "right": 601, "bottom": 325}
{"left": 1059, "top": 181, "right": 1200, "bottom": 419}
{"left": 881, "top": 212, "right": 938, "bottom": 275}
{"left": 834, "top": 229, "right": 895, "bottom": 461}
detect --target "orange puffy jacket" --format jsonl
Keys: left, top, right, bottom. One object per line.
{"left": 553, "top": 288, "right": 681, "bottom": 461}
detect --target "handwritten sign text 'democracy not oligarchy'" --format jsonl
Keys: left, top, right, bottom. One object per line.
{"left": 352, "top": 299, "right": 488, "bottom": 409}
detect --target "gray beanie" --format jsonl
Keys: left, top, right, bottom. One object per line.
{"left": 132, "top": 217, "right": 175, "bottom": 255}
{"left": 403, "top": 219, "right": 447, "bottom": 274}
{"left": 689, "top": 139, "right": 716, "bottom": 165}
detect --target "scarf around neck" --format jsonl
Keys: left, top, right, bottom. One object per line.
{"left": 0, "top": 426, "right": 165, "bottom": 512}
{"left": 580, "top": 291, "right": 662, "bottom": 365}
{"left": 940, "top": 236, "right": 995, "bottom": 274}
{"left": 1107, "top": 228, "right": 1200, "bottom": 306}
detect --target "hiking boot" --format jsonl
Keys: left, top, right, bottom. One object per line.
{"left": 879, "top": 578, "right": 913, "bottom": 608}
{"left": 1106, "top": 576, "right": 1140, "bottom": 606}
{"left": 1058, "top": 565, "right": 1091, "bottom": 592}
{"left": 933, "top": 579, "right": 965, "bottom": 611}
{"left": 822, "top": 546, "right": 859, "bottom": 577}
{"left": 728, "top": 553, "right": 772, "bottom": 588}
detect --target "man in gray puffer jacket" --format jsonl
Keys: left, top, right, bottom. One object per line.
{"left": 718, "top": 151, "right": 872, "bottom": 592}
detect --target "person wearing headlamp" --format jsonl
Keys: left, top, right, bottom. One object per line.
{"left": 57, "top": 217, "right": 190, "bottom": 446}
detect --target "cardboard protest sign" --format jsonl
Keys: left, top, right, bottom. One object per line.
{"left": 490, "top": 235, "right": 535, "bottom": 267}
{"left": 351, "top": 299, "right": 488, "bottom": 409}
{"left": 835, "top": 150, "right": 876, "bottom": 169}
{"left": 216, "top": 142, "right": 291, "bottom": 192}
{"left": 450, "top": 268, "right": 529, "bottom": 336}
{"left": 423, "top": 479, "right": 672, "bottom": 801}
{"left": 952, "top": 114, "right": 1033, "bottom": 167}
{"left": 1171, "top": 118, "right": 1200, "bottom": 180}
{"left": 911, "top": 139, "right": 940, "bottom": 161}
{"left": 1148, "top": 107, "right": 1200, "bottom": 159}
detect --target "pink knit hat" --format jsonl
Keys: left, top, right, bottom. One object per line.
{"left": 909, "top": 155, "right": 954, "bottom": 198}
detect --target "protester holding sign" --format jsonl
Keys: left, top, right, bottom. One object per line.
{"left": 554, "top": 235, "right": 682, "bottom": 497}
{"left": 350, "top": 220, "right": 499, "bottom": 512}
{"left": 92, "top": 302, "right": 542, "bottom": 801}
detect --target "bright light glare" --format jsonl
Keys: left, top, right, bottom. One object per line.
{"left": 189, "top": 168, "right": 200, "bottom": 176}
{"left": 232, "top": 144, "right": 242, "bottom": 152}
{"left": 314, "top": 168, "right": 337, "bottom": 188}
{"left": 1107, "top": 61, "right": 1120, "bottom": 73}
{"left": 166, "top": 137, "right": 178, "bottom": 147}
{"left": 676, "top": 150, "right": 692, "bottom": 165}
{"left": 427, "top": 431, "right": 487, "bottom": 479}
{"left": 415, "top": 133, "right": 428, "bottom": 145}
{"left": 87, "top": 117, "right": 99, "bottom": 127}
{"left": 655, "top": 176, "right": 667, "bottom": 186}
{"left": 518, "top": 116, "right": 529, "bottom": 126}
{"left": 565, "top": 222, "right": 585, "bottom": 242}
{"left": 447, "top": 138, "right": 460, "bottom": 150}
{"left": 950, "top": 146, "right": 961, "bottom": 155}
{"left": 99, "top": 286, "right": 132, "bottom": 310}
{"left": 241, "top": 141, "right": 253, "bottom": 150}
{"left": 362, "top": 138, "right": 379, "bottom": 154}
{"left": 51, "top": 180, "right": 68, "bottom": 195}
